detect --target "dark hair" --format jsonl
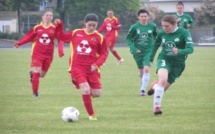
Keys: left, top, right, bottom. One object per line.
{"left": 84, "top": 13, "right": 99, "bottom": 22}
{"left": 177, "top": 1, "right": 184, "bottom": 6}
{"left": 137, "top": 9, "right": 149, "bottom": 16}
{"left": 162, "top": 15, "right": 177, "bottom": 25}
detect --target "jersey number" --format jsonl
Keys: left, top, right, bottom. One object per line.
{"left": 161, "top": 60, "right": 166, "bottom": 67}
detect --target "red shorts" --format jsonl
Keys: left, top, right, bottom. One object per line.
{"left": 106, "top": 36, "right": 117, "bottom": 49}
{"left": 31, "top": 56, "right": 53, "bottom": 72}
{"left": 71, "top": 67, "right": 101, "bottom": 89}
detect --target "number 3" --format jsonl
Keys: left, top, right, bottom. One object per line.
{"left": 161, "top": 60, "right": 166, "bottom": 67}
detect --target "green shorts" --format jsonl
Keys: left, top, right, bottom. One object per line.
{"left": 156, "top": 58, "right": 185, "bottom": 84}
{"left": 133, "top": 52, "right": 151, "bottom": 69}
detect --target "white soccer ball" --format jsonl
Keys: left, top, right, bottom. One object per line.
{"left": 61, "top": 107, "right": 80, "bottom": 122}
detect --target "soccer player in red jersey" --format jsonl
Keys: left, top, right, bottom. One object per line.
{"left": 55, "top": 13, "right": 108, "bottom": 121}
{"left": 98, "top": 9, "right": 124, "bottom": 64}
{"left": 14, "top": 9, "right": 64, "bottom": 98}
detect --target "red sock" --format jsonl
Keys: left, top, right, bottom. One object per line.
{"left": 82, "top": 94, "right": 94, "bottom": 116}
{"left": 112, "top": 50, "right": 121, "bottom": 60}
{"left": 32, "top": 72, "right": 40, "bottom": 94}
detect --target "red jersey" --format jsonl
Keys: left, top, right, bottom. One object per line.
{"left": 56, "top": 22, "right": 108, "bottom": 72}
{"left": 98, "top": 16, "right": 121, "bottom": 37}
{"left": 17, "top": 22, "right": 60, "bottom": 58}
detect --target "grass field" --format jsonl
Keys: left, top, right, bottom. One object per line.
{"left": 0, "top": 47, "right": 215, "bottom": 134}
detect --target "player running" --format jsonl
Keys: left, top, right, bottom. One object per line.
{"left": 98, "top": 9, "right": 124, "bottom": 64}
{"left": 173, "top": 1, "right": 194, "bottom": 29}
{"left": 55, "top": 13, "right": 108, "bottom": 121}
{"left": 126, "top": 9, "right": 158, "bottom": 96}
{"left": 148, "top": 15, "right": 194, "bottom": 115}
{"left": 14, "top": 8, "right": 64, "bottom": 98}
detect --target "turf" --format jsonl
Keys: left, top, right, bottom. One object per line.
{"left": 0, "top": 47, "right": 214, "bottom": 134}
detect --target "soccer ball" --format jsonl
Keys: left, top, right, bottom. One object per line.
{"left": 61, "top": 107, "right": 80, "bottom": 122}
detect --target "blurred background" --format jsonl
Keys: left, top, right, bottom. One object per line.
{"left": 0, "top": 0, "right": 215, "bottom": 47}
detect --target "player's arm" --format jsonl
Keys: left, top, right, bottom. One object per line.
{"left": 187, "top": 15, "right": 194, "bottom": 28}
{"left": 126, "top": 26, "right": 138, "bottom": 54}
{"left": 178, "top": 31, "right": 194, "bottom": 55}
{"left": 149, "top": 32, "right": 162, "bottom": 63}
{"left": 111, "top": 18, "right": 121, "bottom": 30}
{"left": 98, "top": 21, "right": 105, "bottom": 33}
{"left": 55, "top": 19, "right": 72, "bottom": 43}
{"left": 152, "top": 24, "right": 158, "bottom": 39}
{"left": 93, "top": 37, "right": 109, "bottom": 68}
{"left": 14, "top": 28, "right": 35, "bottom": 48}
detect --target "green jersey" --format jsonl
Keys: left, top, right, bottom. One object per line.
{"left": 149, "top": 27, "right": 194, "bottom": 63}
{"left": 126, "top": 22, "right": 157, "bottom": 55}
{"left": 173, "top": 13, "right": 194, "bottom": 29}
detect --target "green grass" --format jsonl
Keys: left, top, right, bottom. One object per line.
{"left": 0, "top": 47, "right": 215, "bottom": 134}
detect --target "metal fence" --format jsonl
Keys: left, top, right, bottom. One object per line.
{"left": 116, "top": 27, "right": 215, "bottom": 46}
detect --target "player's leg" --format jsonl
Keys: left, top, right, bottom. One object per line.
{"left": 140, "top": 65, "right": 150, "bottom": 96}
{"left": 108, "top": 37, "right": 123, "bottom": 64}
{"left": 30, "top": 57, "right": 43, "bottom": 97}
{"left": 40, "top": 57, "right": 53, "bottom": 78}
{"left": 31, "top": 66, "right": 42, "bottom": 97}
{"left": 140, "top": 56, "right": 151, "bottom": 95}
{"left": 153, "top": 68, "right": 168, "bottom": 115}
{"left": 31, "top": 57, "right": 52, "bottom": 98}
{"left": 80, "top": 81, "right": 96, "bottom": 120}
{"left": 72, "top": 69, "right": 96, "bottom": 120}
{"left": 133, "top": 54, "right": 145, "bottom": 95}
{"left": 89, "top": 72, "right": 102, "bottom": 97}
{"left": 88, "top": 73, "right": 102, "bottom": 120}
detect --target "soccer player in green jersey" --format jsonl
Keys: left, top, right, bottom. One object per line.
{"left": 126, "top": 9, "right": 158, "bottom": 96}
{"left": 173, "top": 1, "right": 194, "bottom": 29}
{"left": 148, "top": 15, "right": 194, "bottom": 115}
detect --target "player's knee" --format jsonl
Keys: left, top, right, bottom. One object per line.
{"left": 159, "top": 79, "right": 168, "bottom": 87}
{"left": 80, "top": 83, "right": 91, "bottom": 94}
{"left": 91, "top": 89, "right": 101, "bottom": 97}
{"left": 40, "top": 73, "right": 46, "bottom": 78}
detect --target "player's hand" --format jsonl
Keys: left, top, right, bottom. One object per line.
{"left": 172, "top": 47, "right": 179, "bottom": 54}
{"left": 136, "top": 49, "right": 141, "bottom": 53}
{"left": 14, "top": 42, "right": 19, "bottom": 48}
{"left": 176, "top": 18, "right": 181, "bottom": 22}
{"left": 91, "top": 64, "right": 98, "bottom": 72}
{"left": 186, "top": 24, "right": 190, "bottom": 28}
{"left": 54, "top": 19, "right": 61, "bottom": 25}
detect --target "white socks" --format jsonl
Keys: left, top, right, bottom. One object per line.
{"left": 140, "top": 73, "right": 150, "bottom": 92}
{"left": 153, "top": 85, "right": 164, "bottom": 108}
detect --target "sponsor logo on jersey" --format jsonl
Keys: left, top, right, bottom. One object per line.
{"left": 77, "top": 34, "right": 83, "bottom": 37}
{"left": 37, "top": 29, "right": 43, "bottom": 32}
{"left": 91, "top": 38, "right": 96, "bottom": 42}
{"left": 148, "top": 30, "right": 152, "bottom": 33}
{"left": 139, "top": 32, "right": 148, "bottom": 39}
{"left": 50, "top": 30, "right": 54, "bottom": 34}
{"left": 39, "top": 33, "right": 51, "bottom": 45}
{"left": 165, "top": 41, "right": 176, "bottom": 48}
{"left": 77, "top": 40, "right": 92, "bottom": 55}
{"left": 174, "top": 38, "right": 179, "bottom": 42}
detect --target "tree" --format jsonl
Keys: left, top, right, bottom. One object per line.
{"left": 54, "top": 0, "right": 140, "bottom": 30}
{"left": 193, "top": 0, "right": 215, "bottom": 26}
{"left": 143, "top": 4, "right": 165, "bottom": 28}
{"left": 0, "top": 0, "right": 10, "bottom": 11}
{"left": 8, "top": 0, "right": 41, "bottom": 34}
